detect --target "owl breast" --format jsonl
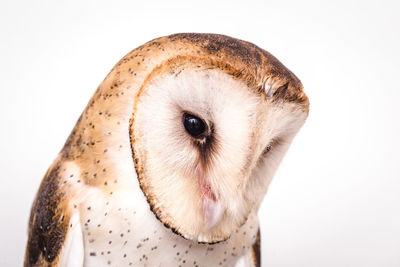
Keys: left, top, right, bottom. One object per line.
{"left": 79, "top": 186, "right": 259, "bottom": 267}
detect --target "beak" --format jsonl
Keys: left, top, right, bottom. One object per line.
{"left": 196, "top": 168, "right": 225, "bottom": 229}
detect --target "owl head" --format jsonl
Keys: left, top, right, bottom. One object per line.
{"left": 123, "top": 34, "right": 309, "bottom": 243}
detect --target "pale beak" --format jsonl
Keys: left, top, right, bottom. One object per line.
{"left": 196, "top": 168, "right": 225, "bottom": 229}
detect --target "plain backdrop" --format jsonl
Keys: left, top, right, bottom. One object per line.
{"left": 1, "top": 0, "right": 399, "bottom": 266}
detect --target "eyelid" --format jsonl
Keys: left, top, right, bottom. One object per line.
{"left": 263, "top": 144, "right": 272, "bottom": 155}
{"left": 262, "top": 138, "right": 279, "bottom": 156}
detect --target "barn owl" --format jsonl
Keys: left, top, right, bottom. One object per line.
{"left": 24, "top": 33, "right": 309, "bottom": 267}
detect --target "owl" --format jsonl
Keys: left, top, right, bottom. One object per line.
{"left": 24, "top": 33, "right": 309, "bottom": 267}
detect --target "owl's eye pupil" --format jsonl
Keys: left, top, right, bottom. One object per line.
{"left": 183, "top": 113, "right": 206, "bottom": 138}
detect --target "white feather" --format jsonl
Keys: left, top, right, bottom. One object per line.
{"left": 59, "top": 212, "right": 84, "bottom": 267}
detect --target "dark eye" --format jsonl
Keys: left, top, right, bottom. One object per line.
{"left": 183, "top": 113, "right": 206, "bottom": 138}
{"left": 262, "top": 138, "right": 279, "bottom": 156}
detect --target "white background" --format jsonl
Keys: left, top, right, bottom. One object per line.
{"left": 1, "top": 0, "right": 399, "bottom": 266}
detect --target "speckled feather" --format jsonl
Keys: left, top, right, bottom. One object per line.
{"left": 25, "top": 33, "right": 309, "bottom": 267}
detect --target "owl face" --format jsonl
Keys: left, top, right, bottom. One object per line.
{"left": 131, "top": 64, "right": 307, "bottom": 243}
